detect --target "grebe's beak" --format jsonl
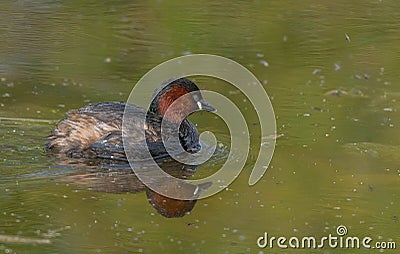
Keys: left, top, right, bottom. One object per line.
{"left": 197, "top": 99, "right": 216, "bottom": 112}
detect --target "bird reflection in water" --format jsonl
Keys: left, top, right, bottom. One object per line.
{"left": 56, "top": 157, "right": 211, "bottom": 218}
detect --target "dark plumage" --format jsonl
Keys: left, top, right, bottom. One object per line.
{"left": 46, "top": 78, "right": 215, "bottom": 161}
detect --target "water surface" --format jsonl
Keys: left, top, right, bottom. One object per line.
{"left": 1, "top": 1, "right": 399, "bottom": 253}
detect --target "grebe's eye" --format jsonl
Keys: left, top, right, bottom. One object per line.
{"left": 192, "top": 94, "right": 199, "bottom": 101}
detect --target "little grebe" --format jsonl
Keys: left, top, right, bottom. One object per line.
{"left": 46, "top": 78, "right": 215, "bottom": 160}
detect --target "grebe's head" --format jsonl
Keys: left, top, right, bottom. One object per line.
{"left": 150, "top": 78, "right": 215, "bottom": 122}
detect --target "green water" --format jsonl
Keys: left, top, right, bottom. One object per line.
{"left": 1, "top": 1, "right": 399, "bottom": 253}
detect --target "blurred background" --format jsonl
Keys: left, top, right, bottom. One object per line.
{"left": 0, "top": 0, "right": 399, "bottom": 253}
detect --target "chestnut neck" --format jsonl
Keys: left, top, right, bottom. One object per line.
{"left": 149, "top": 85, "right": 191, "bottom": 123}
